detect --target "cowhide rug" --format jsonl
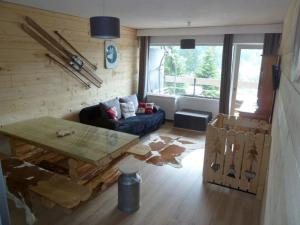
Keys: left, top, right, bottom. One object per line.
{"left": 135, "top": 135, "right": 201, "bottom": 168}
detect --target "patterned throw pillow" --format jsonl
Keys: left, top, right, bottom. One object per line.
{"left": 145, "top": 103, "right": 154, "bottom": 114}
{"left": 120, "top": 101, "right": 136, "bottom": 119}
{"left": 137, "top": 102, "right": 146, "bottom": 113}
{"left": 119, "top": 95, "right": 139, "bottom": 112}
{"left": 102, "top": 98, "right": 122, "bottom": 120}
{"left": 106, "top": 106, "right": 118, "bottom": 120}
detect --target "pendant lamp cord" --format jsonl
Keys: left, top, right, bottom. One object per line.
{"left": 98, "top": 0, "right": 105, "bottom": 16}
{"left": 102, "top": 0, "right": 105, "bottom": 16}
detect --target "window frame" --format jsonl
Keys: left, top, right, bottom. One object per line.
{"left": 148, "top": 44, "right": 223, "bottom": 99}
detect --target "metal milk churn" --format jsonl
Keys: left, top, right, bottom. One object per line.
{"left": 118, "top": 166, "right": 141, "bottom": 213}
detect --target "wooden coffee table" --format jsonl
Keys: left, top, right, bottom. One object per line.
{"left": 0, "top": 116, "right": 139, "bottom": 179}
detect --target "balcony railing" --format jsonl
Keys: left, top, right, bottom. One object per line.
{"left": 164, "top": 75, "right": 258, "bottom": 89}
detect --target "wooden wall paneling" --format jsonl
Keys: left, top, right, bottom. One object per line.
{"left": 0, "top": 2, "right": 138, "bottom": 125}
{"left": 262, "top": 1, "right": 300, "bottom": 221}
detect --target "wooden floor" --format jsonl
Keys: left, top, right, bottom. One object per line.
{"left": 11, "top": 122, "right": 261, "bottom": 225}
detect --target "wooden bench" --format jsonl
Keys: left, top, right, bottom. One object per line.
{"left": 1, "top": 158, "right": 92, "bottom": 209}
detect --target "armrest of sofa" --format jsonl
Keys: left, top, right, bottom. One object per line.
{"left": 94, "top": 118, "right": 120, "bottom": 130}
{"left": 79, "top": 105, "right": 103, "bottom": 125}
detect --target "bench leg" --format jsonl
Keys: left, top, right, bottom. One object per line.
{"left": 68, "top": 159, "right": 79, "bottom": 181}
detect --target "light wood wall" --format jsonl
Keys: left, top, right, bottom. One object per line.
{"left": 0, "top": 2, "right": 139, "bottom": 125}
{"left": 262, "top": 0, "right": 300, "bottom": 224}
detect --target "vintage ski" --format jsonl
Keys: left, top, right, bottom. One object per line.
{"left": 54, "top": 30, "right": 97, "bottom": 71}
{"left": 46, "top": 54, "right": 91, "bottom": 89}
{"left": 21, "top": 23, "right": 101, "bottom": 88}
{"left": 24, "top": 16, "right": 103, "bottom": 85}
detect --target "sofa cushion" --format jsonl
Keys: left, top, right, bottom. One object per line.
{"left": 145, "top": 103, "right": 154, "bottom": 114}
{"left": 106, "top": 107, "right": 118, "bottom": 120}
{"left": 120, "top": 102, "right": 136, "bottom": 119}
{"left": 94, "top": 117, "right": 119, "bottom": 130}
{"left": 117, "top": 109, "right": 165, "bottom": 136}
{"left": 79, "top": 101, "right": 166, "bottom": 137}
{"left": 79, "top": 104, "right": 102, "bottom": 125}
{"left": 102, "top": 98, "right": 122, "bottom": 120}
{"left": 99, "top": 103, "right": 109, "bottom": 118}
{"left": 137, "top": 102, "right": 146, "bottom": 113}
{"left": 119, "top": 94, "right": 139, "bottom": 111}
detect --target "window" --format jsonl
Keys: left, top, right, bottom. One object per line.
{"left": 235, "top": 48, "right": 263, "bottom": 103}
{"left": 230, "top": 44, "right": 263, "bottom": 114}
{"left": 148, "top": 45, "right": 223, "bottom": 99}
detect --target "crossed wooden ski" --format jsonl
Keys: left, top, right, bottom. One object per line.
{"left": 21, "top": 16, "right": 102, "bottom": 88}
{"left": 54, "top": 30, "right": 97, "bottom": 71}
{"left": 45, "top": 54, "right": 91, "bottom": 89}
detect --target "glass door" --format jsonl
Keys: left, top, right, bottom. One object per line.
{"left": 230, "top": 44, "right": 263, "bottom": 115}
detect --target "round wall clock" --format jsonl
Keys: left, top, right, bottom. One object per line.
{"left": 104, "top": 41, "right": 118, "bottom": 69}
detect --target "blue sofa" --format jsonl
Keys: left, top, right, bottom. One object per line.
{"left": 79, "top": 97, "right": 165, "bottom": 137}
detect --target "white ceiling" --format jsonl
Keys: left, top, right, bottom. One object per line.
{"left": 5, "top": 0, "right": 290, "bottom": 29}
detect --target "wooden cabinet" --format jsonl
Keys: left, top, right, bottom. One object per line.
{"left": 255, "top": 55, "right": 278, "bottom": 121}
{"left": 239, "top": 55, "right": 278, "bottom": 121}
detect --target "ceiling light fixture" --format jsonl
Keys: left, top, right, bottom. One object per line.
{"left": 90, "top": 0, "right": 120, "bottom": 39}
{"left": 180, "top": 39, "right": 196, "bottom": 49}
{"left": 180, "top": 21, "right": 195, "bottom": 49}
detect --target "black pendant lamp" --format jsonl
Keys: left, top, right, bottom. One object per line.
{"left": 90, "top": 16, "right": 120, "bottom": 39}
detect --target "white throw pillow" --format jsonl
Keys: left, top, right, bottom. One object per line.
{"left": 120, "top": 101, "right": 136, "bottom": 119}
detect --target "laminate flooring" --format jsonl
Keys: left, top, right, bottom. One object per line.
{"left": 10, "top": 122, "right": 261, "bottom": 225}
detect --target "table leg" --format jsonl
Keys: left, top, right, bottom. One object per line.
{"left": 9, "top": 139, "right": 18, "bottom": 156}
{"left": 68, "top": 159, "right": 79, "bottom": 181}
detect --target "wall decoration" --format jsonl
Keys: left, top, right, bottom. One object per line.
{"left": 292, "top": 4, "right": 300, "bottom": 82}
{"left": 54, "top": 31, "right": 97, "bottom": 70}
{"left": 21, "top": 16, "right": 101, "bottom": 88}
{"left": 105, "top": 41, "right": 118, "bottom": 69}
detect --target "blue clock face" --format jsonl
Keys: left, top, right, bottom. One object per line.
{"left": 106, "top": 45, "right": 117, "bottom": 64}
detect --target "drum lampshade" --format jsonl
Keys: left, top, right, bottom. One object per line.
{"left": 90, "top": 16, "right": 120, "bottom": 39}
